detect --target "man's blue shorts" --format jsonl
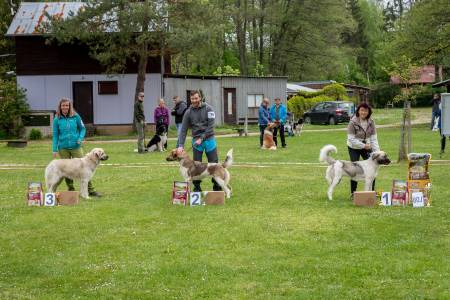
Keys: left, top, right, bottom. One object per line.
{"left": 192, "top": 137, "right": 217, "bottom": 153}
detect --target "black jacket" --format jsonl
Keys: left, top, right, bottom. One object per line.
{"left": 171, "top": 101, "right": 187, "bottom": 124}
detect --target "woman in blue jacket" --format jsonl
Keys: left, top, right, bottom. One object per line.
{"left": 258, "top": 98, "right": 271, "bottom": 147}
{"left": 52, "top": 98, "right": 101, "bottom": 197}
{"left": 269, "top": 97, "right": 287, "bottom": 148}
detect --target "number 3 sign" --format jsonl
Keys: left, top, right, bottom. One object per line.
{"left": 190, "top": 192, "right": 202, "bottom": 206}
{"left": 44, "top": 193, "right": 56, "bottom": 206}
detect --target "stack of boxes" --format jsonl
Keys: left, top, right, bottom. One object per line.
{"left": 407, "top": 153, "right": 432, "bottom": 207}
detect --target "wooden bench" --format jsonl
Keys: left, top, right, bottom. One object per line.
{"left": 385, "top": 102, "right": 394, "bottom": 109}
{"left": 233, "top": 128, "right": 245, "bottom": 136}
{"left": 5, "top": 140, "right": 28, "bottom": 148}
{"left": 238, "top": 117, "right": 259, "bottom": 125}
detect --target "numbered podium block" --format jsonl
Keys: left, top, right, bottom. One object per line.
{"left": 412, "top": 191, "right": 425, "bottom": 208}
{"left": 381, "top": 192, "right": 392, "bottom": 206}
{"left": 190, "top": 192, "right": 202, "bottom": 206}
{"left": 44, "top": 193, "right": 57, "bottom": 206}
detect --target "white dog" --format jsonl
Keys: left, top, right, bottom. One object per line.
{"left": 319, "top": 145, "right": 391, "bottom": 200}
{"left": 45, "top": 148, "right": 109, "bottom": 199}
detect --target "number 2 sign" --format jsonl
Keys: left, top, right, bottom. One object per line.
{"left": 190, "top": 192, "right": 202, "bottom": 206}
{"left": 44, "top": 193, "right": 56, "bottom": 206}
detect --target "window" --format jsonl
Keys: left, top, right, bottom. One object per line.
{"left": 247, "top": 94, "right": 263, "bottom": 108}
{"left": 98, "top": 81, "right": 118, "bottom": 95}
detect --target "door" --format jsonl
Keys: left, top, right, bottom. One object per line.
{"left": 72, "top": 82, "right": 93, "bottom": 124}
{"left": 223, "top": 88, "right": 236, "bottom": 124}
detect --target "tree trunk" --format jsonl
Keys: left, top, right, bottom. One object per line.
{"left": 258, "top": 0, "right": 265, "bottom": 64}
{"left": 398, "top": 101, "right": 408, "bottom": 162}
{"left": 235, "top": 0, "right": 248, "bottom": 75}
{"left": 406, "top": 100, "right": 412, "bottom": 154}
{"left": 134, "top": 42, "right": 149, "bottom": 103}
{"left": 251, "top": 0, "right": 258, "bottom": 56}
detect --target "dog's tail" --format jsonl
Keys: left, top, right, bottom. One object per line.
{"left": 319, "top": 145, "right": 337, "bottom": 165}
{"left": 222, "top": 148, "right": 233, "bottom": 168}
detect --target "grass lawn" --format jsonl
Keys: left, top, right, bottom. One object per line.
{"left": 0, "top": 124, "right": 449, "bottom": 299}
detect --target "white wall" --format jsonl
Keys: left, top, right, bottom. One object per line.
{"left": 17, "top": 74, "right": 162, "bottom": 125}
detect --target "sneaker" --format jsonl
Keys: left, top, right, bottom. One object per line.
{"left": 89, "top": 191, "right": 102, "bottom": 197}
{"left": 282, "top": 145, "right": 287, "bottom": 148}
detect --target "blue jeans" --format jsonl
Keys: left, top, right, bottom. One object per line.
{"left": 175, "top": 123, "right": 182, "bottom": 147}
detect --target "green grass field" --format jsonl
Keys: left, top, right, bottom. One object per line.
{"left": 1, "top": 123, "right": 449, "bottom": 299}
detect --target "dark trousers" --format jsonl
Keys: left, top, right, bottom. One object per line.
{"left": 259, "top": 125, "right": 266, "bottom": 147}
{"left": 273, "top": 125, "right": 286, "bottom": 147}
{"left": 440, "top": 128, "right": 448, "bottom": 152}
{"left": 348, "top": 147, "right": 375, "bottom": 193}
{"left": 431, "top": 110, "right": 439, "bottom": 129}
{"left": 192, "top": 147, "right": 221, "bottom": 191}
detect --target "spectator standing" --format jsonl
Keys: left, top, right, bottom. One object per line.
{"left": 269, "top": 97, "right": 287, "bottom": 148}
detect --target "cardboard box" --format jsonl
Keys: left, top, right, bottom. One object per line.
{"left": 56, "top": 191, "right": 79, "bottom": 206}
{"left": 204, "top": 191, "right": 225, "bottom": 205}
{"left": 172, "top": 181, "right": 189, "bottom": 205}
{"left": 353, "top": 191, "right": 377, "bottom": 207}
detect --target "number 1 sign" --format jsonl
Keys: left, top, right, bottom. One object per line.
{"left": 381, "top": 192, "right": 391, "bottom": 206}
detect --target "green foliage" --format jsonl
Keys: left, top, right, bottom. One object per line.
{"left": 213, "top": 65, "right": 240, "bottom": 76}
{"left": 28, "top": 128, "right": 42, "bottom": 140}
{"left": 288, "top": 83, "right": 350, "bottom": 116}
{"left": 370, "top": 83, "right": 401, "bottom": 108}
{"left": 0, "top": 79, "right": 29, "bottom": 138}
{"left": 323, "top": 83, "right": 349, "bottom": 100}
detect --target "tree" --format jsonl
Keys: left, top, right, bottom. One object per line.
{"left": 385, "top": 55, "right": 420, "bottom": 161}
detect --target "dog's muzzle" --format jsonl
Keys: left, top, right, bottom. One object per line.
{"left": 166, "top": 156, "right": 176, "bottom": 161}
{"left": 100, "top": 155, "right": 109, "bottom": 161}
{"left": 380, "top": 158, "right": 391, "bottom": 165}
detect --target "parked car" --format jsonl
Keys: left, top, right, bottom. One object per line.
{"left": 303, "top": 101, "right": 353, "bottom": 125}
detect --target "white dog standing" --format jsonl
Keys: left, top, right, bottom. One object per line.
{"left": 319, "top": 145, "right": 390, "bottom": 200}
{"left": 45, "top": 148, "right": 108, "bottom": 199}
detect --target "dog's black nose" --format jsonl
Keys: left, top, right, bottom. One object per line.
{"left": 103, "top": 155, "right": 109, "bottom": 160}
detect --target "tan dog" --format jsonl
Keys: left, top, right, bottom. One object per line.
{"left": 261, "top": 123, "right": 277, "bottom": 150}
{"left": 166, "top": 148, "right": 233, "bottom": 198}
{"left": 45, "top": 148, "right": 109, "bottom": 199}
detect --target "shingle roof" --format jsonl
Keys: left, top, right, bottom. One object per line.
{"left": 6, "top": 2, "right": 85, "bottom": 36}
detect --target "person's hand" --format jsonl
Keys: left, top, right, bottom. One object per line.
{"left": 364, "top": 143, "right": 371, "bottom": 150}
{"left": 77, "top": 140, "right": 83, "bottom": 145}
{"left": 176, "top": 147, "right": 184, "bottom": 155}
{"left": 52, "top": 152, "right": 58, "bottom": 159}
{"left": 195, "top": 138, "right": 202, "bottom": 145}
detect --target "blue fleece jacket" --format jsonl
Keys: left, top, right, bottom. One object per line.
{"left": 269, "top": 104, "right": 287, "bottom": 125}
{"left": 52, "top": 113, "right": 86, "bottom": 152}
{"left": 258, "top": 105, "right": 271, "bottom": 125}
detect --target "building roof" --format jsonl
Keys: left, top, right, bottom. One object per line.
{"left": 295, "top": 80, "right": 336, "bottom": 86}
{"left": 287, "top": 83, "right": 317, "bottom": 93}
{"left": 164, "top": 74, "right": 288, "bottom": 80}
{"left": 6, "top": 2, "right": 85, "bottom": 36}
{"left": 432, "top": 79, "right": 450, "bottom": 87}
{"left": 390, "top": 65, "right": 436, "bottom": 85}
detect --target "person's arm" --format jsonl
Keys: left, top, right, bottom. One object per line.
{"left": 200, "top": 105, "right": 215, "bottom": 140}
{"left": 370, "top": 134, "right": 380, "bottom": 152}
{"left": 52, "top": 117, "right": 59, "bottom": 154}
{"left": 165, "top": 108, "right": 170, "bottom": 125}
{"left": 177, "top": 110, "right": 190, "bottom": 148}
{"left": 280, "top": 106, "right": 287, "bottom": 124}
{"left": 76, "top": 114, "right": 86, "bottom": 143}
{"left": 154, "top": 108, "right": 158, "bottom": 123}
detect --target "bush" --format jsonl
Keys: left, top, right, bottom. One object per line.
{"left": 287, "top": 83, "right": 350, "bottom": 118}
{"left": 369, "top": 83, "right": 401, "bottom": 108}
{"left": 0, "top": 79, "right": 29, "bottom": 138}
{"left": 28, "top": 128, "right": 42, "bottom": 140}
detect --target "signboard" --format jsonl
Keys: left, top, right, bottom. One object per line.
{"left": 381, "top": 192, "right": 392, "bottom": 206}
{"left": 189, "top": 192, "right": 202, "bottom": 206}
{"left": 411, "top": 191, "right": 425, "bottom": 208}
{"left": 441, "top": 93, "right": 450, "bottom": 136}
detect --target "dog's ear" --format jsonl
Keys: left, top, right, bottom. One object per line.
{"left": 371, "top": 152, "right": 380, "bottom": 161}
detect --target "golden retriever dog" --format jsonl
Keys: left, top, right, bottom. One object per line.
{"left": 45, "top": 148, "right": 109, "bottom": 199}
{"left": 261, "top": 123, "right": 277, "bottom": 150}
{"left": 166, "top": 148, "right": 233, "bottom": 198}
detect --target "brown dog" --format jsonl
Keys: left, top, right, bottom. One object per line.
{"left": 261, "top": 123, "right": 277, "bottom": 150}
{"left": 166, "top": 148, "right": 233, "bottom": 198}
